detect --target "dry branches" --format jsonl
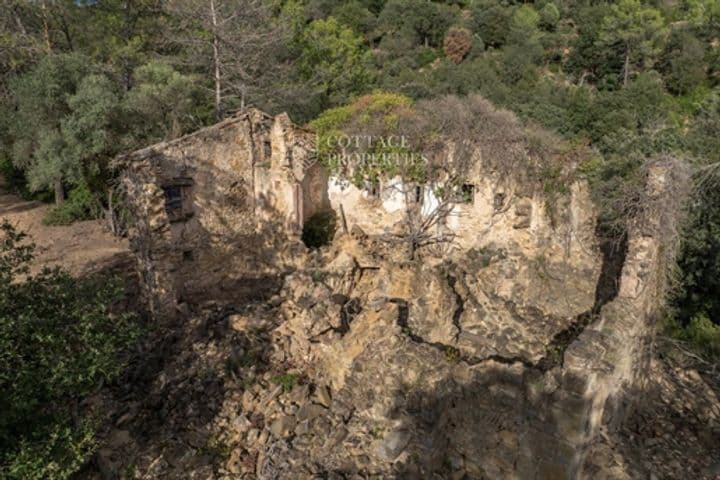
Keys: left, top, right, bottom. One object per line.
{"left": 443, "top": 27, "right": 472, "bottom": 64}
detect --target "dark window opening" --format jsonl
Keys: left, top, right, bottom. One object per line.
{"left": 264, "top": 140, "right": 272, "bottom": 160}
{"left": 182, "top": 250, "right": 194, "bottom": 261}
{"left": 162, "top": 178, "right": 194, "bottom": 222}
{"left": 494, "top": 192, "right": 506, "bottom": 211}
{"left": 414, "top": 185, "right": 423, "bottom": 204}
{"left": 366, "top": 181, "right": 380, "bottom": 198}
{"left": 164, "top": 186, "right": 183, "bottom": 211}
{"left": 459, "top": 184, "right": 474, "bottom": 204}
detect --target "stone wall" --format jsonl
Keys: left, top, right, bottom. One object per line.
{"left": 326, "top": 133, "right": 599, "bottom": 289}
{"left": 328, "top": 166, "right": 600, "bottom": 321}
{"left": 118, "top": 109, "right": 329, "bottom": 319}
{"left": 560, "top": 160, "right": 690, "bottom": 477}
{"left": 254, "top": 113, "right": 330, "bottom": 233}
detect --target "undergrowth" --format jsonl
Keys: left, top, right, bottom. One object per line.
{"left": 664, "top": 312, "right": 720, "bottom": 362}
{"left": 43, "top": 184, "right": 100, "bottom": 226}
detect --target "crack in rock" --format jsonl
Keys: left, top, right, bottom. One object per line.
{"left": 445, "top": 273, "right": 465, "bottom": 343}
{"left": 387, "top": 297, "right": 535, "bottom": 369}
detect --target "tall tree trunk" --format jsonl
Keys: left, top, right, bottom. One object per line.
{"left": 41, "top": 0, "right": 52, "bottom": 52}
{"left": 54, "top": 179, "right": 65, "bottom": 205}
{"left": 210, "top": 0, "right": 222, "bottom": 120}
{"left": 59, "top": 16, "right": 73, "bottom": 51}
{"left": 122, "top": 0, "right": 133, "bottom": 42}
{"left": 13, "top": 7, "right": 28, "bottom": 35}
{"left": 623, "top": 47, "right": 630, "bottom": 87}
{"left": 121, "top": 0, "right": 134, "bottom": 92}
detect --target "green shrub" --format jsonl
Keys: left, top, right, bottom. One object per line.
{"left": 664, "top": 312, "right": 720, "bottom": 361}
{"left": 43, "top": 184, "right": 100, "bottom": 226}
{"left": 539, "top": 3, "right": 560, "bottom": 31}
{"left": 684, "top": 313, "right": 720, "bottom": 359}
{"left": 3, "top": 421, "right": 97, "bottom": 480}
{"left": 271, "top": 373, "right": 299, "bottom": 392}
{"left": 0, "top": 222, "right": 140, "bottom": 478}
{"left": 0, "top": 156, "right": 52, "bottom": 202}
{"left": 302, "top": 210, "right": 338, "bottom": 248}
{"left": 308, "top": 91, "right": 414, "bottom": 170}
{"left": 415, "top": 46, "right": 439, "bottom": 67}
{"left": 444, "top": 346, "right": 461, "bottom": 363}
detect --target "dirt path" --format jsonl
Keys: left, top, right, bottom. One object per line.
{"left": 0, "top": 178, "right": 130, "bottom": 276}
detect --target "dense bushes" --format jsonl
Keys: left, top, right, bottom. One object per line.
{"left": 42, "top": 184, "right": 100, "bottom": 225}
{"left": 665, "top": 313, "right": 720, "bottom": 361}
{"left": 302, "top": 210, "right": 338, "bottom": 248}
{"left": 0, "top": 222, "right": 139, "bottom": 478}
{"left": 665, "top": 181, "right": 720, "bottom": 357}
{"left": 684, "top": 314, "right": 720, "bottom": 360}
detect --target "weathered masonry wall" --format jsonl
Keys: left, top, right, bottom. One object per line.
{"left": 253, "top": 113, "right": 329, "bottom": 234}
{"left": 118, "top": 110, "right": 330, "bottom": 319}
{"left": 561, "top": 160, "right": 688, "bottom": 477}
{"left": 328, "top": 170, "right": 601, "bottom": 322}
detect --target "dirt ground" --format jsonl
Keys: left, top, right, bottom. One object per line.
{"left": 0, "top": 178, "right": 130, "bottom": 276}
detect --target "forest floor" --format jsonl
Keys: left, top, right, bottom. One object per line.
{"left": 0, "top": 177, "right": 129, "bottom": 276}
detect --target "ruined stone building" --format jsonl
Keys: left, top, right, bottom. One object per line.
{"left": 119, "top": 106, "right": 598, "bottom": 323}
{"left": 111, "top": 103, "right": 710, "bottom": 480}
{"left": 326, "top": 136, "right": 599, "bottom": 322}
{"left": 116, "top": 109, "right": 329, "bottom": 318}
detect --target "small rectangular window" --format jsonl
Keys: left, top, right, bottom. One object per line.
{"left": 414, "top": 185, "right": 424, "bottom": 205}
{"left": 163, "top": 186, "right": 183, "bottom": 211}
{"left": 366, "top": 180, "right": 380, "bottom": 199}
{"left": 459, "top": 184, "right": 474, "bottom": 204}
{"left": 494, "top": 192, "right": 506, "bottom": 211}
{"left": 162, "top": 178, "right": 193, "bottom": 222}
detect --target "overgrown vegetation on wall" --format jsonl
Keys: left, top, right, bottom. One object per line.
{"left": 310, "top": 91, "right": 578, "bottom": 195}
{"left": 42, "top": 183, "right": 101, "bottom": 225}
